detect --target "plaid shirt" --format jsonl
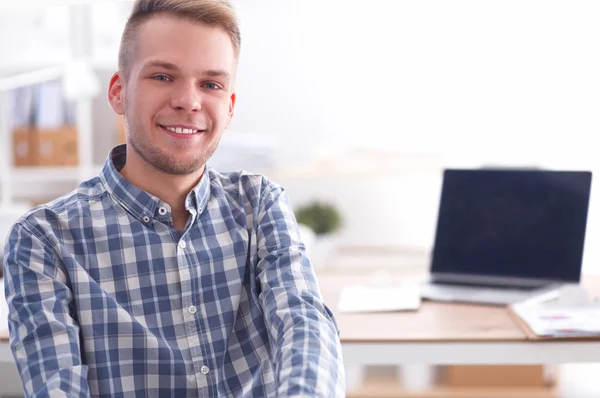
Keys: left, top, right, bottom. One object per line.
{"left": 3, "top": 145, "right": 345, "bottom": 397}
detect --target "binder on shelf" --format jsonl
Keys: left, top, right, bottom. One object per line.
{"left": 12, "top": 126, "right": 78, "bottom": 167}
{"left": 10, "top": 80, "right": 79, "bottom": 167}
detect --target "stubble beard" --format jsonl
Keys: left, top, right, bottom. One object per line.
{"left": 124, "top": 115, "right": 220, "bottom": 176}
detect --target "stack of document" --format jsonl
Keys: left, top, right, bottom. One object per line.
{"left": 338, "top": 283, "right": 421, "bottom": 313}
{"left": 510, "top": 285, "right": 600, "bottom": 338}
{"left": 511, "top": 304, "right": 600, "bottom": 338}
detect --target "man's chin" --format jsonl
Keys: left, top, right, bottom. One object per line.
{"left": 153, "top": 159, "right": 206, "bottom": 176}
{"left": 142, "top": 151, "right": 206, "bottom": 176}
{"left": 129, "top": 136, "right": 211, "bottom": 176}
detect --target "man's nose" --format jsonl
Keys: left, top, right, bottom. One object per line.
{"left": 170, "top": 83, "right": 201, "bottom": 112}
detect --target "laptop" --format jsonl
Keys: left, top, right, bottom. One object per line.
{"left": 421, "top": 168, "right": 592, "bottom": 306}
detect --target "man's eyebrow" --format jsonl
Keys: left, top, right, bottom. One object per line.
{"left": 202, "top": 69, "right": 231, "bottom": 81}
{"left": 141, "top": 60, "right": 180, "bottom": 71}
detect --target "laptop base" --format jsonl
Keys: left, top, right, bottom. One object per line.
{"left": 420, "top": 281, "right": 562, "bottom": 306}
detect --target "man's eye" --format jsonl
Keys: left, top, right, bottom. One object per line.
{"left": 203, "top": 83, "right": 220, "bottom": 90}
{"left": 153, "top": 75, "right": 171, "bottom": 82}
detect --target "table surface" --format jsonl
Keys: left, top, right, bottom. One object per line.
{"left": 317, "top": 274, "right": 600, "bottom": 343}
{"left": 1, "top": 274, "right": 599, "bottom": 344}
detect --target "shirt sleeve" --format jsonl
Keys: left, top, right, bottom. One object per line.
{"left": 255, "top": 182, "right": 346, "bottom": 397}
{"left": 3, "top": 221, "right": 90, "bottom": 397}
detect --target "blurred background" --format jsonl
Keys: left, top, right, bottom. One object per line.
{"left": 1, "top": 0, "right": 599, "bottom": 273}
{"left": 1, "top": 0, "right": 600, "bottom": 396}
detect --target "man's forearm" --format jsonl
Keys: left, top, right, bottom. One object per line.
{"left": 265, "top": 289, "right": 346, "bottom": 397}
{"left": 22, "top": 365, "right": 90, "bottom": 398}
{"left": 256, "top": 185, "right": 346, "bottom": 396}
{"left": 5, "top": 221, "right": 91, "bottom": 398}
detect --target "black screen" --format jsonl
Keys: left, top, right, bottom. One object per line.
{"left": 431, "top": 168, "right": 592, "bottom": 282}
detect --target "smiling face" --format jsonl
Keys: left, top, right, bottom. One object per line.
{"left": 109, "top": 13, "right": 237, "bottom": 175}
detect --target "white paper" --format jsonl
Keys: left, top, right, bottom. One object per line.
{"left": 338, "top": 283, "right": 421, "bottom": 313}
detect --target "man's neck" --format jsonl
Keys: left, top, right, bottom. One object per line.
{"left": 119, "top": 149, "right": 204, "bottom": 231}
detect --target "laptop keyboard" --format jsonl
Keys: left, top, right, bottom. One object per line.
{"left": 420, "top": 282, "right": 557, "bottom": 306}
{"left": 430, "top": 280, "right": 541, "bottom": 291}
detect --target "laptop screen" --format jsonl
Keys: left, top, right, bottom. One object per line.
{"left": 431, "top": 168, "right": 592, "bottom": 283}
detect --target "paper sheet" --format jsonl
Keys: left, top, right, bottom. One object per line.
{"left": 338, "top": 283, "right": 421, "bottom": 313}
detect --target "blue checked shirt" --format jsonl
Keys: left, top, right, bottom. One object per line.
{"left": 3, "top": 145, "right": 345, "bottom": 397}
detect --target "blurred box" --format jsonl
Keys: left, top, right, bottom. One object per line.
{"left": 37, "top": 126, "right": 78, "bottom": 166}
{"left": 443, "top": 365, "right": 547, "bottom": 388}
{"left": 13, "top": 126, "right": 78, "bottom": 167}
{"left": 12, "top": 128, "right": 37, "bottom": 167}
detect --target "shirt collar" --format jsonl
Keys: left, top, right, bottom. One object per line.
{"left": 100, "top": 144, "right": 211, "bottom": 222}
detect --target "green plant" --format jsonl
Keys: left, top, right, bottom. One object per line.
{"left": 295, "top": 201, "right": 342, "bottom": 235}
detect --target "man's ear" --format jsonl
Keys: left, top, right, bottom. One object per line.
{"left": 108, "top": 72, "right": 125, "bottom": 115}
{"left": 225, "top": 92, "right": 236, "bottom": 128}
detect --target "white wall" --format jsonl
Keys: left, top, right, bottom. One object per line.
{"left": 233, "top": 0, "right": 600, "bottom": 163}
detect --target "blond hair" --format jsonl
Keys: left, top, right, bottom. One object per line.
{"left": 118, "top": 0, "right": 241, "bottom": 79}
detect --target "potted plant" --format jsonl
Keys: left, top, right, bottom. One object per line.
{"left": 295, "top": 201, "right": 343, "bottom": 268}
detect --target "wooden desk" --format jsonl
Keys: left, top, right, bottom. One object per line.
{"left": 2, "top": 274, "right": 600, "bottom": 395}
{"left": 317, "top": 273, "right": 600, "bottom": 393}
{"left": 326, "top": 287, "right": 525, "bottom": 343}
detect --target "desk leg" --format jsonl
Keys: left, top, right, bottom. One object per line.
{"left": 344, "top": 364, "right": 364, "bottom": 392}
{"left": 400, "top": 365, "right": 435, "bottom": 392}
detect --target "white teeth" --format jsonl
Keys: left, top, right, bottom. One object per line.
{"left": 166, "top": 126, "right": 199, "bottom": 134}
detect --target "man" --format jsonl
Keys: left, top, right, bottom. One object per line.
{"left": 3, "top": 0, "right": 345, "bottom": 396}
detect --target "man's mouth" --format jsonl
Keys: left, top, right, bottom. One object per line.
{"left": 159, "top": 124, "right": 206, "bottom": 135}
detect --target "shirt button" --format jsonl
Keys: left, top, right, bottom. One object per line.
{"left": 201, "top": 365, "right": 210, "bottom": 375}
{"left": 188, "top": 305, "right": 197, "bottom": 315}
{"left": 178, "top": 240, "right": 187, "bottom": 249}
{"left": 158, "top": 207, "right": 167, "bottom": 216}
{"left": 142, "top": 216, "right": 150, "bottom": 223}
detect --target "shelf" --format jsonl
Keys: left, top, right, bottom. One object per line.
{"left": 0, "top": 66, "right": 64, "bottom": 92}
{"left": 266, "top": 162, "right": 442, "bottom": 180}
{"left": 11, "top": 165, "right": 103, "bottom": 183}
